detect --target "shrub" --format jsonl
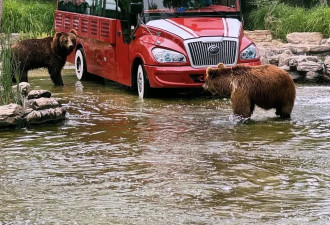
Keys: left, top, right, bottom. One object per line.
{"left": 0, "top": 35, "right": 12, "bottom": 105}
{"left": 1, "top": 0, "right": 56, "bottom": 36}
{"left": 0, "top": 34, "right": 23, "bottom": 106}
{"left": 244, "top": 3, "right": 330, "bottom": 40}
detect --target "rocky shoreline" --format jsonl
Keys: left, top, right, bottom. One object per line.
{"left": 0, "top": 83, "right": 66, "bottom": 130}
{"left": 245, "top": 30, "right": 330, "bottom": 83}
{"left": 1, "top": 31, "right": 330, "bottom": 129}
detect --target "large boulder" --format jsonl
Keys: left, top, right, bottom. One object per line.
{"left": 278, "top": 50, "right": 294, "bottom": 67}
{"left": 1, "top": 83, "right": 67, "bottom": 129}
{"left": 0, "top": 104, "right": 24, "bottom": 128}
{"left": 26, "top": 97, "right": 60, "bottom": 111}
{"left": 11, "top": 82, "right": 30, "bottom": 97}
{"left": 288, "top": 56, "right": 322, "bottom": 71}
{"left": 297, "top": 61, "right": 323, "bottom": 72}
{"left": 24, "top": 96, "right": 66, "bottom": 126}
{"left": 286, "top": 32, "right": 323, "bottom": 45}
{"left": 284, "top": 32, "right": 330, "bottom": 54}
{"left": 245, "top": 30, "right": 273, "bottom": 43}
{"left": 324, "top": 56, "right": 330, "bottom": 75}
{"left": 25, "top": 107, "right": 66, "bottom": 125}
{"left": 309, "top": 44, "right": 330, "bottom": 53}
{"left": 306, "top": 71, "right": 322, "bottom": 81}
{"left": 27, "top": 90, "right": 52, "bottom": 99}
{"left": 282, "top": 43, "right": 330, "bottom": 54}
{"left": 257, "top": 46, "right": 290, "bottom": 65}
{"left": 282, "top": 44, "right": 311, "bottom": 54}
{"left": 246, "top": 30, "right": 329, "bottom": 83}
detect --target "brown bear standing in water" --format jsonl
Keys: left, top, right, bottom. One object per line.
{"left": 11, "top": 29, "right": 77, "bottom": 86}
{"left": 204, "top": 63, "right": 296, "bottom": 119}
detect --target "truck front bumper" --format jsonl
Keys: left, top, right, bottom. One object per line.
{"left": 144, "top": 61, "right": 261, "bottom": 88}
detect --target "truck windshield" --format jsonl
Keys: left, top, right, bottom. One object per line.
{"left": 143, "top": 0, "right": 239, "bottom": 14}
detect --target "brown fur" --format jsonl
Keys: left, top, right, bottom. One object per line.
{"left": 204, "top": 63, "right": 296, "bottom": 119}
{"left": 11, "top": 29, "right": 77, "bottom": 86}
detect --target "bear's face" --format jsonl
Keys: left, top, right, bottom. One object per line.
{"left": 59, "top": 30, "right": 77, "bottom": 51}
{"left": 203, "top": 63, "right": 225, "bottom": 93}
{"left": 203, "top": 63, "right": 234, "bottom": 97}
{"left": 59, "top": 33, "right": 76, "bottom": 51}
{"left": 53, "top": 29, "right": 77, "bottom": 56}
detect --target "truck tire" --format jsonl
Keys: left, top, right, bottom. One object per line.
{"left": 137, "top": 63, "right": 152, "bottom": 98}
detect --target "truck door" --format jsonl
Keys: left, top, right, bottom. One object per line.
{"left": 115, "top": 0, "right": 131, "bottom": 86}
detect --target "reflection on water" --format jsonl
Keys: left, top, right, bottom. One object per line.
{"left": 1, "top": 74, "right": 330, "bottom": 224}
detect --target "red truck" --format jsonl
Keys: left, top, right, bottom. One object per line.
{"left": 55, "top": 0, "right": 260, "bottom": 97}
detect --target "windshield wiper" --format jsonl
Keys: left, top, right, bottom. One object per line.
{"left": 132, "top": 16, "right": 161, "bottom": 45}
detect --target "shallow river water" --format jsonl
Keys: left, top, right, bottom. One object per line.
{"left": 1, "top": 73, "right": 330, "bottom": 224}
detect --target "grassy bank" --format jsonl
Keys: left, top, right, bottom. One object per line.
{"left": 244, "top": 3, "right": 330, "bottom": 40}
{"left": 0, "top": 34, "right": 22, "bottom": 106}
{"left": 1, "top": 0, "right": 56, "bottom": 35}
{"left": 1, "top": 0, "right": 55, "bottom": 106}
{"left": 0, "top": 34, "right": 13, "bottom": 105}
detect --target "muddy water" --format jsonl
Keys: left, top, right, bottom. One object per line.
{"left": 1, "top": 72, "right": 330, "bottom": 224}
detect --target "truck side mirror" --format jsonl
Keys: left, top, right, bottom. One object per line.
{"left": 131, "top": 0, "right": 143, "bottom": 14}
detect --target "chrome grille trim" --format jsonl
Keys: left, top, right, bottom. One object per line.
{"left": 184, "top": 37, "right": 239, "bottom": 68}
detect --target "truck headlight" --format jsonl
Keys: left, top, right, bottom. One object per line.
{"left": 240, "top": 44, "right": 258, "bottom": 60}
{"left": 152, "top": 48, "right": 186, "bottom": 63}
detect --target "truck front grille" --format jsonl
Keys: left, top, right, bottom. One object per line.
{"left": 185, "top": 38, "right": 238, "bottom": 68}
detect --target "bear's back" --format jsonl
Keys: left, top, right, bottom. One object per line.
{"left": 12, "top": 37, "right": 54, "bottom": 68}
{"left": 241, "top": 64, "right": 296, "bottom": 109}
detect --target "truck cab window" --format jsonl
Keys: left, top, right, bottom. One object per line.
{"left": 118, "top": 0, "right": 131, "bottom": 43}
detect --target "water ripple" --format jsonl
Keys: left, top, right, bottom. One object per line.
{"left": 1, "top": 80, "right": 330, "bottom": 224}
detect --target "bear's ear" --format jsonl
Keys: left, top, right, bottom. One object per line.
{"left": 51, "top": 32, "right": 64, "bottom": 52}
{"left": 70, "top": 29, "right": 78, "bottom": 36}
{"left": 206, "top": 67, "right": 216, "bottom": 79}
{"left": 53, "top": 32, "right": 63, "bottom": 46}
{"left": 217, "top": 63, "right": 225, "bottom": 69}
{"left": 54, "top": 32, "right": 63, "bottom": 39}
{"left": 206, "top": 67, "right": 213, "bottom": 76}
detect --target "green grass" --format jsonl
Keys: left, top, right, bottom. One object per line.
{"left": 1, "top": 0, "right": 56, "bottom": 36}
{"left": 0, "top": 34, "right": 24, "bottom": 106}
{"left": 244, "top": 3, "right": 330, "bottom": 40}
{"left": 1, "top": 0, "right": 56, "bottom": 106}
{"left": 0, "top": 35, "right": 14, "bottom": 105}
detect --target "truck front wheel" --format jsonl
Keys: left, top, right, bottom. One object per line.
{"left": 75, "top": 48, "right": 89, "bottom": 81}
{"left": 136, "top": 64, "right": 152, "bottom": 98}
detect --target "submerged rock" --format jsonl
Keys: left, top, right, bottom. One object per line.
{"left": 27, "top": 90, "right": 52, "bottom": 99}
{"left": 26, "top": 97, "right": 60, "bottom": 111}
{"left": 24, "top": 92, "right": 66, "bottom": 126}
{"left": 25, "top": 107, "right": 66, "bottom": 125}
{"left": 24, "top": 97, "right": 66, "bottom": 125}
{"left": 1, "top": 84, "right": 66, "bottom": 129}
{"left": 0, "top": 104, "right": 24, "bottom": 128}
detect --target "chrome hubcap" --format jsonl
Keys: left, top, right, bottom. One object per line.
{"left": 137, "top": 65, "right": 144, "bottom": 97}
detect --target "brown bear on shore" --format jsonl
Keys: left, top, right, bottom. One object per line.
{"left": 11, "top": 29, "right": 77, "bottom": 86}
{"left": 204, "top": 63, "right": 296, "bottom": 119}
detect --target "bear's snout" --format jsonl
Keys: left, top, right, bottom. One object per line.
{"left": 66, "top": 40, "right": 74, "bottom": 49}
{"left": 67, "top": 44, "right": 74, "bottom": 51}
